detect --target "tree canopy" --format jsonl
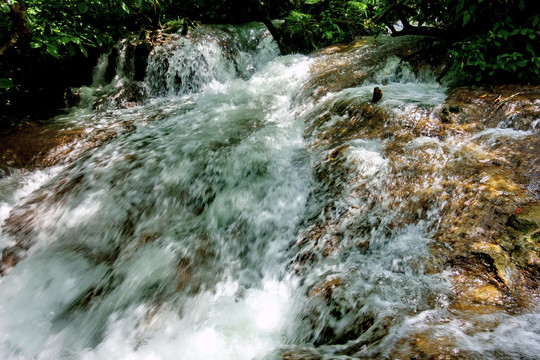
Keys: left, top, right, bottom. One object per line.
{"left": 375, "top": 0, "right": 540, "bottom": 83}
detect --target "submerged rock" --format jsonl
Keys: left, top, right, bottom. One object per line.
{"left": 297, "top": 36, "right": 445, "bottom": 103}
{"left": 291, "top": 38, "right": 540, "bottom": 357}
{"left": 0, "top": 122, "right": 83, "bottom": 176}
{"left": 441, "top": 85, "right": 540, "bottom": 132}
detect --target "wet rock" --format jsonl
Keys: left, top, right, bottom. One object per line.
{"left": 0, "top": 252, "right": 19, "bottom": 276}
{"left": 93, "top": 82, "right": 147, "bottom": 110}
{"left": 105, "top": 47, "right": 120, "bottom": 84}
{"left": 0, "top": 118, "right": 142, "bottom": 275}
{"left": 176, "top": 258, "right": 194, "bottom": 292}
{"left": 372, "top": 86, "right": 383, "bottom": 103}
{"left": 294, "top": 38, "right": 540, "bottom": 356}
{"left": 298, "top": 36, "right": 446, "bottom": 103}
{"left": 1, "top": 31, "right": 538, "bottom": 356}
{"left": 64, "top": 87, "right": 81, "bottom": 108}
{"left": 391, "top": 329, "right": 479, "bottom": 360}
{"left": 470, "top": 242, "right": 519, "bottom": 291}
{"left": 0, "top": 115, "right": 138, "bottom": 178}
{"left": 282, "top": 349, "right": 322, "bottom": 360}
{"left": 112, "top": 82, "right": 147, "bottom": 108}
{"left": 0, "top": 122, "right": 84, "bottom": 176}
{"left": 449, "top": 255, "right": 515, "bottom": 314}
{"left": 440, "top": 103, "right": 461, "bottom": 123}
{"left": 441, "top": 85, "right": 540, "bottom": 132}
{"left": 507, "top": 213, "right": 538, "bottom": 233}
{"left": 305, "top": 97, "right": 392, "bottom": 146}
{"left": 134, "top": 41, "right": 153, "bottom": 81}
{"left": 308, "top": 275, "right": 343, "bottom": 299}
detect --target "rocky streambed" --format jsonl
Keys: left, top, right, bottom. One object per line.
{"left": 287, "top": 37, "right": 540, "bottom": 358}
{"left": 1, "top": 28, "right": 539, "bottom": 359}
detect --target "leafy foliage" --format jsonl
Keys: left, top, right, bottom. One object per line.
{"left": 14, "top": 0, "right": 163, "bottom": 59}
{"left": 375, "top": 0, "right": 540, "bottom": 83}
{"left": 281, "top": 0, "right": 379, "bottom": 52}
{"left": 449, "top": 7, "right": 540, "bottom": 82}
{"left": 0, "top": 0, "right": 164, "bottom": 122}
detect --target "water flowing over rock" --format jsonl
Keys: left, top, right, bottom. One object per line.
{"left": 1, "top": 25, "right": 540, "bottom": 359}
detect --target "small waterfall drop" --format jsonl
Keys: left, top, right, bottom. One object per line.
{"left": 145, "top": 24, "right": 279, "bottom": 96}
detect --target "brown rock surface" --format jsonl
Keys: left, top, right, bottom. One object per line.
{"left": 292, "top": 42, "right": 540, "bottom": 356}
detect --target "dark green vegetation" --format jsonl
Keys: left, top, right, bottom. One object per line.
{"left": 280, "top": 0, "right": 381, "bottom": 52}
{"left": 1, "top": 0, "right": 539, "bottom": 129}
{"left": 375, "top": 0, "right": 540, "bottom": 83}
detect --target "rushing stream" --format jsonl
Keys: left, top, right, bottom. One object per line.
{"left": 1, "top": 23, "right": 540, "bottom": 359}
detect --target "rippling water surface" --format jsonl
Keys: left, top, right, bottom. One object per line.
{"left": 1, "top": 24, "right": 539, "bottom": 359}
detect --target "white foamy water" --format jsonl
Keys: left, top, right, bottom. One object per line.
{"left": 0, "top": 26, "right": 314, "bottom": 359}
{"left": 0, "top": 168, "right": 61, "bottom": 251}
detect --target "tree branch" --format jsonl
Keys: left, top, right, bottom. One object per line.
{"left": 375, "top": 1, "right": 445, "bottom": 39}
{"left": 253, "top": 0, "right": 285, "bottom": 54}
{"left": 389, "top": 25, "right": 445, "bottom": 38}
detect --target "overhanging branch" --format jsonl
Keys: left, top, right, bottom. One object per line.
{"left": 375, "top": 1, "right": 446, "bottom": 38}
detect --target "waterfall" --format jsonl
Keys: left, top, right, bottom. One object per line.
{"left": 1, "top": 25, "right": 539, "bottom": 359}
{"left": 0, "top": 23, "right": 311, "bottom": 359}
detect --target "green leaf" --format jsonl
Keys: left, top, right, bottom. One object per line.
{"left": 0, "top": 78, "right": 14, "bottom": 89}
{"left": 68, "top": 43, "right": 77, "bottom": 56}
{"left": 120, "top": 1, "right": 130, "bottom": 13}
{"left": 77, "top": 2, "right": 88, "bottom": 13}
{"left": 527, "top": 42, "right": 535, "bottom": 56}
{"left": 463, "top": 12, "right": 471, "bottom": 26}
{"left": 518, "top": 0, "right": 525, "bottom": 11}
{"left": 46, "top": 44, "right": 60, "bottom": 57}
{"left": 456, "top": 0, "right": 464, "bottom": 14}
{"left": 79, "top": 44, "right": 88, "bottom": 57}
{"left": 30, "top": 41, "right": 42, "bottom": 49}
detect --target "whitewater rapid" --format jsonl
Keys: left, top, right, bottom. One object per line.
{"left": 1, "top": 23, "right": 539, "bottom": 360}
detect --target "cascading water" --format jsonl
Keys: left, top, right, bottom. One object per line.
{"left": 1, "top": 24, "right": 539, "bottom": 359}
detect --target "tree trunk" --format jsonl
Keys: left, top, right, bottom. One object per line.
{"left": 255, "top": 0, "right": 286, "bottom": 55}
{"left": 0, "top": 2, "right": 31, "bottom": 57}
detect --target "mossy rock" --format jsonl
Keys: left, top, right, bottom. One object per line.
{"left": 507, "top": 214, "right": 538, "bottom": 233}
